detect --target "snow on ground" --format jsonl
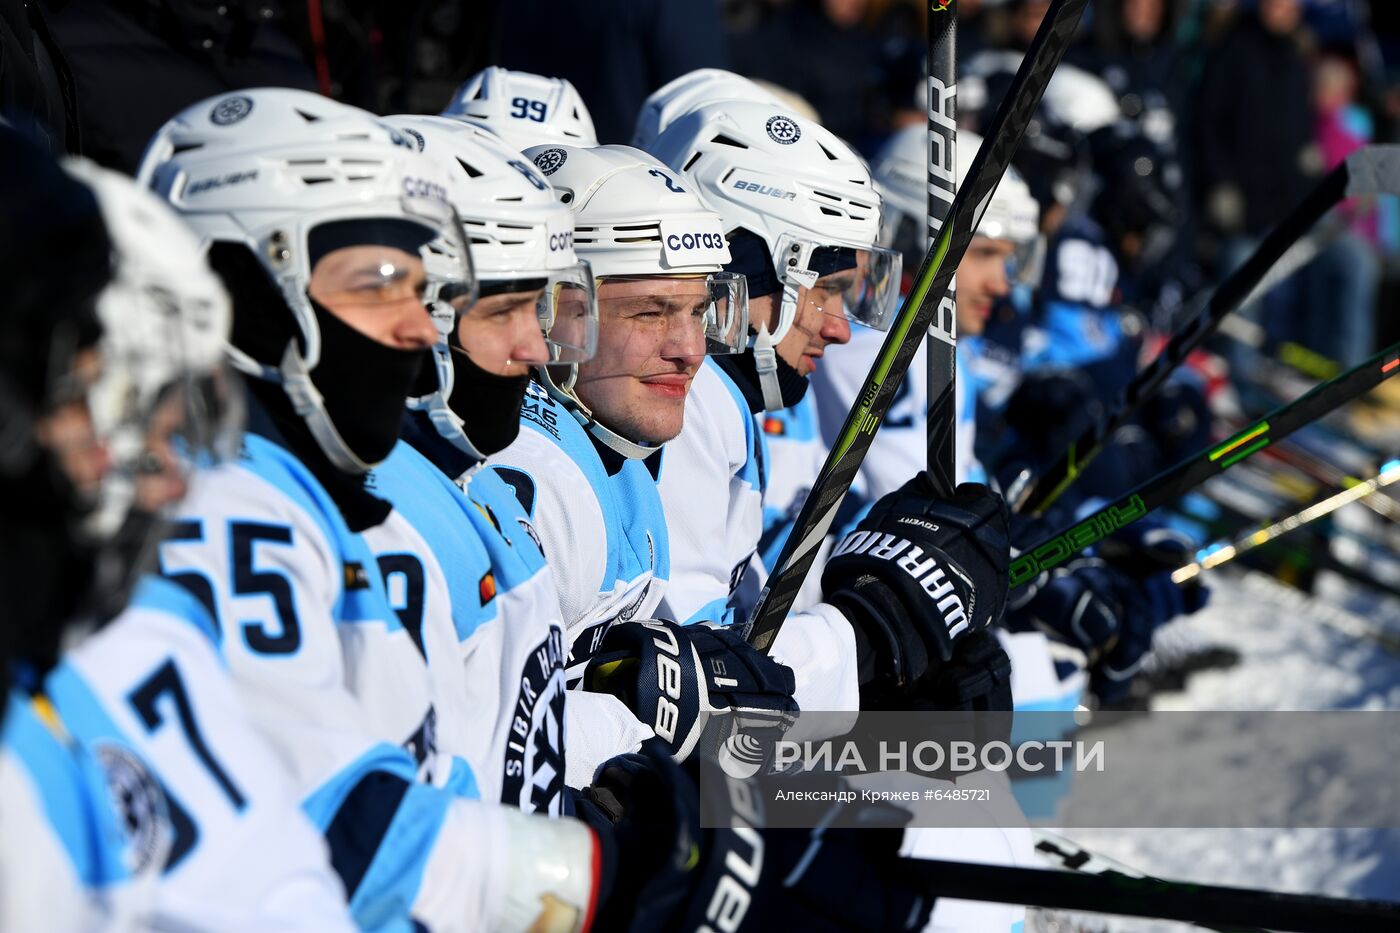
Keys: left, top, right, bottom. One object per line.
{"left": 1029, "top": 562, "right": 1400, "bottom": 932}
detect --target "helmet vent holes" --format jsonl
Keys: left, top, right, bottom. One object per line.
{"left": 293, "top": 109, "right": 322, "bottom": 123}
{"left": 172, "top": 142, "right": 204, "bottom": 156}
{"left": 817, "top": 141, "right": 838, "bottom": 161}
{"left": 456, "top": 157, "right": 484, "bottom": 179}
{"left": 818, "top": 206, "right": 841, "bottom": 217}
{"left": 682, "top": 152, "right": 703, "bottom": 172}
{"left": 711, "top": 134, "right": 749, "bottom": 149}
{"left": 811, "top": 189, "right": 841, "bottom": 203}
{"left": 613, "top": 223, "right": 657, "bottom": 233}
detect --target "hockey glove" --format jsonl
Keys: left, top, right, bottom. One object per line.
{"left": 576, "top": 743, "right": 933, "bottom": 933}
{"left": 821, "top": 476, "right": 1011, "bottom": 709}
{"left": 583, "top": 618, "right": 798, "bottom": 762}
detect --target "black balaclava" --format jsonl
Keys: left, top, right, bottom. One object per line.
{"left": 720, "top": 228, "right": 810, "bottom": 412}
{"left": 207, "top": 234, "right": 426, "bottom": 532}
{"left": 0, "top": 125, "right": 113, "bottom": 705}
{"left": 445, "top": 332, "right": 531, "bottom": 456}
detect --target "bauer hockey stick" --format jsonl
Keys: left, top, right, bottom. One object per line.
{"left": 1010, "top": 340, "right": 1400, "bottom": 588}
{"left": 1013, "top": 145, "right": 1400, "bottom": 517}
{"left": 925, "top": 0, "right": 958, "bottom": 493}
{"left": 891, "top": 856, "right": 1400, "bottom": 932}
{"left": 744, "top": 0, "right": 1090, "bottom": 653}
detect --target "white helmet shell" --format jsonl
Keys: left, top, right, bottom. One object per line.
{"left": 646, "top": 100, "right": 882, "bottom": 264}
{"left": 389, "top": 114, "right": 580, "bottom": 279}
{"left": 631, "top": 68, "right": 782, "bottom": 151}
{"left": 442, "top": 67, "right": 598, "bottom": 154}
{"left": 873, "top": 126, "right": 1039, "bottom": 247}
{"left": 65, "top": 157, "right": 235, "bottom": 536}
{"left": 137, "top": 87, "right": 472, "bottom": 473}
{"left": 526, "top": 143, "right": 732, "bottom": 277}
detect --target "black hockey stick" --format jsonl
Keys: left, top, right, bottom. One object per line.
{"left": 925, "top": 0, "right": 958, "bottom": 493}
{"left": 893, "top": 856, "right": 1400, "bottom": 932}
{"left": 1012, "top": 145, "right": 1400, "bottom": 517}
{"left": 743, "top": 0, "right": 1089, "bottom": 653}
{"left": 1032, "top": 829, "right": 1268, "bottom": 933}
{"left": 1010, "top": 340, "right": 1400, "bottom": 588}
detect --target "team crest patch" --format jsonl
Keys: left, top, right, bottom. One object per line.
{"left": 501, "top": 628, "right": 567, "bottom": 814}
{"left": 765, "top": 115, "right": 801, "bottom": 145}
{"left": 95, "top": 742, "right": 169, "bottom": 874}
{"left": 534, "top": 147, "right": 568, "bottom": 176}
{"left": 402, "top": 128, "right": 426, "bottom": 152}
{"left": 210, "top": 95, "right": 254, "bottom": 126}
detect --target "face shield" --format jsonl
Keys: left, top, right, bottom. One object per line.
{"left": 774, "top": 234, "right": 901, "bottom": 334}
{"left": 539, "top": 262, "right": 599, "bottom": 364}
{"left": 84, "top": 288, "right": 244, "bottom": 543}
{"left": 593, "top": 272, "right": 748, "bottom": 358}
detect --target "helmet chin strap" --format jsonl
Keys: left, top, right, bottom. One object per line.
{"left": 751, "top": 261, "right": 813, "bottom": 413}
{"left": 536, "top": 361, "right": 662, "bottom": 461}
{"left": 751, "top": 325, "right": 786, "bottom": 413}
{"left": 277, "top": 340, "right": 377, "bottom": 475}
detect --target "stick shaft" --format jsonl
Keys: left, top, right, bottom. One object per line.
{"left": 1011, "top": 341, "right": 1400, "bottom": 588}
{"left": 745, "top": 0, "right": 1090, "bottom": 651}
{"left": 926, "top": 0, "right": 958, "bottom": 494}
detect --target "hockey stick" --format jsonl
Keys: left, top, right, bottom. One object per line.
{"left": 893, "top": 856, "right": 1400, "bottom": 932}
{"left": 925, "top": 0, "right": 958, "bottom": 494}
{"left": 1010, "top": 340, "right": 1400, "bottom": 588}
{"left": 1031, "top": 829, "right": 1269, "bottom": 933}
{"left": 1173, "top": 460, "right": 1400, "bottom": 584}
{"left": 743, "top": 0, "right": 1090, "bottom": 653}
{"left": 1012, "top": 145, "right": 1400, "bottom": 517}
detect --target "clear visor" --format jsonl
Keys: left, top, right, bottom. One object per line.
{"left": 777, "top": 234, "right": 902, "bottom": 333}
{"left": 539, "top": 261, "right": 599, "bottom": 365}
{"left": 593, "top": 272, "right": 748, "bottom": 358}
{"left": 84, "top": 349, "right": 244, "bottom": 541}
{"left": 307, "top": 202, "right": 477, "bottom": 321}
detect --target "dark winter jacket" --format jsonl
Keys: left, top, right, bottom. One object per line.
{"left": 0, "top": 0, "right": 81, "bottom": 154}
{"left": 1195, "top": 17, "right": 1314, "bottom": 236}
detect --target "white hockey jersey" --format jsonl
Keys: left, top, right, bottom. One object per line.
{"left": 810, "top": 329, "right": 985, "bottom": 498}
{"left": 365, "top": 433, "right": 569, "bottom": 815}
{"left": 158, "top": 425, "right": 524, "bottom": 931}
{"left": 43, "top": 575, "right": 355, "bottom": 930}
{"left": 655, "top": 360, "right": 859, "bottom": 714}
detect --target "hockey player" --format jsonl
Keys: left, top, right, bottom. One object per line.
{"left": 1, "top": 127, "right": 353, "bottom": 930}
{"left": 643, "top": 100, "right": 1015, "bottom": 718}
{"left": 139, "top": 88, "right": 604, "bottom": 931}
{"left": 441, "top": 66, "right": 598, "bottom": 154}
{"left": 1, "top": 124, "right": 136, "bottom": 932}
{"left": 487, "top": 143, "right": 807, "bottom": 763}
{"left": 371, "top": 112, "right": 642, "bottom": 795}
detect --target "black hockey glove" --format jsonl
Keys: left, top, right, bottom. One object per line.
{"left": 576, "top": 743, "right": 934, "bottom": 933}
{"left": 821, "top": 476, "right": 1011, "bottom": 709}
{"left": 583, "top": 618, "right": 798, "bottom": 761}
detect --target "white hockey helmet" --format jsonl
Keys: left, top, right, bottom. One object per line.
{"left": 873, "top": 125, "right": 1041, "bottom": 281}
{"left": 65, "top": 158, "right": 238, "bottom": 538}
{"left": 386, "top": 114, "right": 599, "bottom": 461}
{"left": 631, "top": 68, "right": 782, "bottom": 151}
{"left": 523, "top": 143, "right": 749, "bottom": 458}
{"left": 646, "top": 100, "right": 901, "bottom": 409}
{"left": 441, "top": 67, "right": 598, "bottom": 154}
{"left": 138, "top": 88, "right": 475, "bottom": 473}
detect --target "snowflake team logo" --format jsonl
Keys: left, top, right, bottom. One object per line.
{"left": 209, "top": 95, "right": 254, "bottom": 126}
{"left": 534, "top": 147, "right": 568, "bottom": 176}
{"left": 402, "top": 128, "right": 426, "bottom": 152}
{"left": 765, "top": 115, "right": 801, "bottom": 145}
{"left": 95, "top": 742, "right": 170, "bottom": 874}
